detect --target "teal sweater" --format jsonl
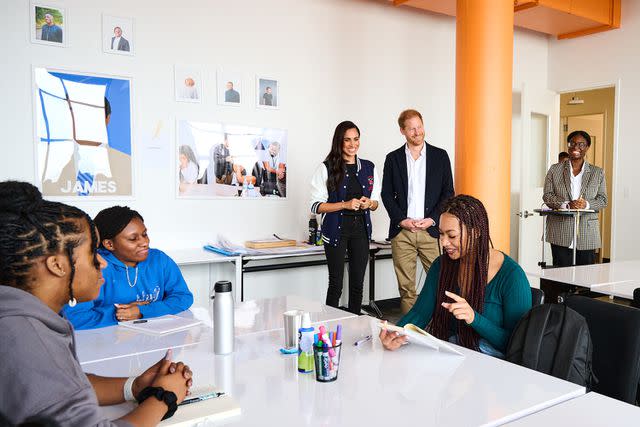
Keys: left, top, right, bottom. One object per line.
{"left": 397, "top": 254, "right": 532, "bottom": 352}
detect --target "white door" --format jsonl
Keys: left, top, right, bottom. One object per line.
{"left": 517, "top": 84, "right": 559, "bottom": 274}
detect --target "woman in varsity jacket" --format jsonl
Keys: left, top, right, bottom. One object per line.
{"left": 310, "top": 121, "right": 381, "bottom": 315}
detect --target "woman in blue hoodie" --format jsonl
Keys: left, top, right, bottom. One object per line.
{"left": 65, "top": 206, "right": 194, "bottom": 329}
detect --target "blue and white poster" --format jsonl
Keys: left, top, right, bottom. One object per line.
{"left": 34, "top": 68, "right": 133, "bottom": 196}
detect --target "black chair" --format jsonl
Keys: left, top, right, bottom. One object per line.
{"left": 531, "top": 288, "right": 545, "bottom": 306}
{"left": 565, "top": 295, "right": 640, "bottom": 404}
{"left": 632, "top": 288, "right": 640, "bottom": 309}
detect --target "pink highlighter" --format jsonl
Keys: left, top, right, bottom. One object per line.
{"left": 318, "top": 326, "right": 336, "bottom": 358}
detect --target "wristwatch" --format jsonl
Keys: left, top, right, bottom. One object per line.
{"left": 136, "top": 386, "right": 178, "bottom": 420}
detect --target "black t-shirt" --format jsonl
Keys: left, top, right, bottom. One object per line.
{"left": 344, "top": 164, "right": 364, "bottom": 216}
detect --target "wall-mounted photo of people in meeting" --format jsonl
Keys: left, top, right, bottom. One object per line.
{"left": 177, "top": 120, "right": 287, "bottom": 198}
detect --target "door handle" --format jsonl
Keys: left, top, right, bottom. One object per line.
{"left": 516, "top": 210, "right": 534, "bottom": 218}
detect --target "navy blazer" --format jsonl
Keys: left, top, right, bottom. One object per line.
{"left": 381, "top": 142, "right": 454, "bottom": 240}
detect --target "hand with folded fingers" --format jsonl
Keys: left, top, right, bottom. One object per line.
{"left": 441, "top": 291, "right": 475, "bottom": 325}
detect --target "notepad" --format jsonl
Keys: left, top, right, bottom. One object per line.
{"left": 118, "top": 315, "right": 203, "bottom": 335}
{"left": 378, "top": 322, "right": 464, "bottom": 356}
{"left": 159, "top": 394, "right": 241, "bottom": 426}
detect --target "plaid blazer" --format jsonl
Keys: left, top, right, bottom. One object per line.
{"left": 542, "top": 161, "right": 607, "bottom": 250}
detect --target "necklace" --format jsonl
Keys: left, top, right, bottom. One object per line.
{"left": 125, "top": 265, "right": 138, "bottom": 288}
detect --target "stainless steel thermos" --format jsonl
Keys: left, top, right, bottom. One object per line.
{"left": 213, "top": 280, "right": 234, "bottom": 355}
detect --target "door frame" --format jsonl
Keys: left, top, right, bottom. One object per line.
{"left": 556, "top": 79, "right": 620, "bottom": 261}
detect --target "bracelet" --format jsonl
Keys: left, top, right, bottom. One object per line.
{"left": 123, "top": 376, "right": 136, "bottom": 401}
{"left": 137, "top": 386, "right": 178, "bottom": 420}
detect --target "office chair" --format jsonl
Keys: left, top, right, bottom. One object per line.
{"left": 565, "top": 295, "right": 640, "bottom": 404}
{"left": 632, "top": 288, "right": 640, "bottom": 309}
{"left": 531, "top": 288, "right": 545, "bottom": 306}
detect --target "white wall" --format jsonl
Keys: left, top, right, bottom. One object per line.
{"left": 0, "top": 0, "right": 549, "bottom": 303}
{"left": 547, "top": 0, "right": 639, "bottom": 260}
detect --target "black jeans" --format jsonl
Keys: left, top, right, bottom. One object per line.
{"left": 551, "top": 244, "right": 596, "bottom": 267}
{"left": 323, "top": 215, "right": 369, "bottom": 314}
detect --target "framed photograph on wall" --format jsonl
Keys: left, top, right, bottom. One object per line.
{"left": 175, "top": 65, "right": 202, "bottom": 103}
{"left": 102, "top": 15, "right": 134, "bottom": 56}
{"left": 31, "top": 3, "right": 67, "bottom": 47}
{"left": 217, "top": 71, "right": 242, "bottom": 106}
{"left": 256, "top": 76, "right": 279, "bottom": 109}
{"left": 32, "top": 67, "right": 134, "bottom": 197}
{"left": 176, "top": 119, "right": 288, "bottom": 199}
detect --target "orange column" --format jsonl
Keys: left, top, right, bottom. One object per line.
{"left": 455, "top": 0, "right": 514, "bottom": 252}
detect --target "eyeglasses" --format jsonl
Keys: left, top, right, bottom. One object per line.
{"left": 567, "top": 141, "right": 588, "bottom": 149}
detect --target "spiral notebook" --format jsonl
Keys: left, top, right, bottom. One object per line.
{"left": 118, "top": 315, "right": 202, "bottom": 335}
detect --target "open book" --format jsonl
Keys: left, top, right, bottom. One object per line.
{"left": 378, "top": 322, "right": 464, "bottom": 356}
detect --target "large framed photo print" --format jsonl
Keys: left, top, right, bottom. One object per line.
{"left": 33, "top": 68, "right": 133, "bottom": 197}
{"left": 177, "top": 120, "right": 288, "bottom": 199}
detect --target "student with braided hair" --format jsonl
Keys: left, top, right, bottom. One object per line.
{"left": 380, "top": 195, "right": 531, "bottom": 357}
{"left": 0, "top": 181, "right": 193, "bottom": 426}
{"left": 64, "top": 206, "right": 193, "bottom": 329}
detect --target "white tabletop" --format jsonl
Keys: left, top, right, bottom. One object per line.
{"left": 164, "top": 247, "right": 239, "bottom": 265}
{"left": 88, "top": 315, "right": 584, "bottom": 427}
{"left": 506, "top": 392, "right": 640, "bottom": 425}
{"left": 591, "top": 280, "right": 639, "bottom": 299}
{"left": 75, "top": 295, "right": 356, "bottom": 365}
{"left": 526, "top": 260, "right": 640, "bottom": 289}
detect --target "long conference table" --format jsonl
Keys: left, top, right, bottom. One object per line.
{"left": 71, "top": 295, "right": 612, "bottom": 426}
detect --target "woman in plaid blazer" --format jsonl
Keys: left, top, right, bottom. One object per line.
{"left": 543, "top": 130, "right": 607, "bottom": 267}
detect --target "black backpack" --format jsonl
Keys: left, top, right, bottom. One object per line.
{"left": 506, "top": 303, "right": 596, "bottom": 389}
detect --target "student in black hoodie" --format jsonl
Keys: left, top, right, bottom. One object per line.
{"left": 0, "top": 181, "right": 193, "bottom": 427}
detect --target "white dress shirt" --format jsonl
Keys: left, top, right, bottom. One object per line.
{"left": 563, "top": 161, "right": 589, "bottom": 249}
{"left": 112, "top": 36, "right": 121, "bottom": 50}
{"left": 405, "top": 142, "right": 426, "bottom": 220}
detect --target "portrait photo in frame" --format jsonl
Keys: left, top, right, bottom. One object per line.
{"left": 102, "top": 15, "right": 134, "bottom": 56}
{"left": 31, "top": 3, "right": 67, "bottom": 47}
{"left": 175, "top": 65, "right": 203, "bottom": 103}
{"left": 256, "top": 76, "right": 279, "bottom": 109}
{"left": 217, "top": 70, "right": 242, "bottom": 107}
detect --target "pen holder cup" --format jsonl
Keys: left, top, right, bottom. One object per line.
{"left": 313, "top": 343, "right": 342, "bottom": 383}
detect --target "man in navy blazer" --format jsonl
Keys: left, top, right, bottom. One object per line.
{"left": 381, "top": 109, "right": 454, "bottom": 314}
{"left": 40, "top": 13, "right": 63, "bottom": 43}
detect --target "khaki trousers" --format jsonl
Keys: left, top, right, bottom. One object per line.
{"left": 391, "top": 229, "right": 440, "bottom": 314}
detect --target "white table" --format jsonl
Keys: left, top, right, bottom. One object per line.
{"left": 75, "top": 296, "right": 356, "bottom": 365}
{"left": 86, "top": 315, "right": 584, "bottom": 427}
{"left": 526, "top": 260, "right": 640, "bottom": 300}
{"left": 526, "top": 260, "right": 640, "bottom": 288}
{"left": 506, "top": 392, "right": 640, "bottom": 426}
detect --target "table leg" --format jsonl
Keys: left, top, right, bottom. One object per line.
{"left": 363, "top": 248, "right": 383, "bottom": 318}
{"left": 235, "top": 256, "right": 243, "bottom": 303}
{"left": 573, "top": 214, "right": 578, "bottom": 266}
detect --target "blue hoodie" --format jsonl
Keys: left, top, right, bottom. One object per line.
{"left": 64, "top": 248, "right": 194, "bottom": 330}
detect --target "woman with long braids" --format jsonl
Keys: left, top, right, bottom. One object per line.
{"left": 0, "top": 181, "right": 193, "bottom": 426}
{"left": 310, "top": 121, "right": 380, "bottom": 314}
{"left": 380, "top": 195, "right": 532, "bottom": 357}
